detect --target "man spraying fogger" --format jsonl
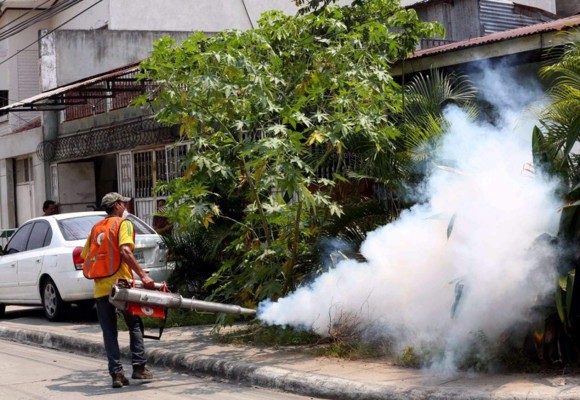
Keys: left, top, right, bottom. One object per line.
{"left": 82, "top": 192, "right": 155, "bottom": 388}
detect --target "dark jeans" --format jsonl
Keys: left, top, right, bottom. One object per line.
{"left": 95, "top": 296, "right": 147, "bottom": 374}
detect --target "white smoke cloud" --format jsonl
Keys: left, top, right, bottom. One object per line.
{"left": 258, "top": 67, "right": 562, "bottom": 373}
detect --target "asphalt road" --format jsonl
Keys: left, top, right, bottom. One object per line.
{"left": 0, "top": 338, "right": 320, "bottom": 400}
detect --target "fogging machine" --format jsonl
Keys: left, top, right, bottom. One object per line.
{"left": 109, "top": 279, "right": 256, "bottom": 339}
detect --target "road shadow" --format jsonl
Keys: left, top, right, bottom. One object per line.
{"left": 45, "top": 369, "right": 235, "bottom": 397}
{"left": 2, "top": 305, "right": 98, "bottom": 323}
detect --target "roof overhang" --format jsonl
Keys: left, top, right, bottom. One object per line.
{"left": 0, "top": 62, "right": 143, "bottom": 112}
{"left": 392, "top": 15, "right": 580, "bottom": 76}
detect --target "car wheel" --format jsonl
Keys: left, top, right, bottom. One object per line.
{"left": 41, "top": 278, "right": 67, "bottom": 322}
{"left": 0, "top": 304, "right": 5, "bottom": 318}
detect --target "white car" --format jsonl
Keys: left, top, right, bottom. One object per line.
{"left": 0, "top": 212, "right": 173, "bottom": 321}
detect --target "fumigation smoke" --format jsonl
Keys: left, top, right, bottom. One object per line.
{"left": 258, "top": 66, "right": 562, "bottom": 373}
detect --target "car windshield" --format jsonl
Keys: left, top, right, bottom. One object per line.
{"left": 58, "top": 214, "right": 155, "bottom": 241}
{"left": 126, "top": 215, "right": 156, "bottom": 235}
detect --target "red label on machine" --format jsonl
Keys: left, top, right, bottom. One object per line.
{"left": 125, "top": 279, "right": 168, "bottom": 319}
{"left": 126, "top": 303, "right": 166, "bottom": 319}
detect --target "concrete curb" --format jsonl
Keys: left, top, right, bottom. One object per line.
{"left": 0, "top": 326, "right": 106, "bottom": 357}
{"left": 0, "top": 325, "right": 410, "bottom": 399}
{"left": 0, "top": 326, "right": 568, "bottom": 400}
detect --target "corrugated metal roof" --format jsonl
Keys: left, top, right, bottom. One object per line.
{"left": 409, "top": 14, "right": 580, "bottom": 59}
{"left": 0, "top": 62, "right": 140, "bottom": 111}
{"left": 480, "top": 1, "right": 546, "bottom": 35}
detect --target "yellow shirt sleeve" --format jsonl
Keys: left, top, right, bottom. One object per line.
{"left": 81, "top": 234, "right": 90, "bottom": 259}
{"left": 118, "top": 220, "right": 135, "bottom": 250}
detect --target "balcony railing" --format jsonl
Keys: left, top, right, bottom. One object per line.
{"left": 419, "top": 38, "right": 456, "bottom": 50}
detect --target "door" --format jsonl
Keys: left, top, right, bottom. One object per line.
{"left": 57, "top": 162, "right": 96, "bottom": 213}
{"left": 117, "top": 152, "right": 134, "bottom": 198}
{"left": 16, "top": 221, "right": 52, "bottom": 300}
{"left": 0, "top": 223, "right": 33, "bottom": 301}
{"left": 50, "top": 164, "right": 59, "bottom": 203}
{"left": 15, "top": 157, "right": 35, "bottom": 224}
{"left": 16, "top": 184, "right": 34, "bottom": 224}
{"left": 0, "top": 252, "right": 19, "bottom": 300}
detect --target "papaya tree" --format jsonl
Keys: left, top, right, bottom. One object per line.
{"left": 136, "top": 0, "right": 443, "bottom": 307}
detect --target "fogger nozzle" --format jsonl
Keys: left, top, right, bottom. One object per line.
{"left": 109, "top": 285, "right": 257, "bottom": 316}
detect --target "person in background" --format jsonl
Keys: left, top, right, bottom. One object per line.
{"left": 152, "top": 199, "right": 173, "bottom": 236}
{"left": 82, "top": 192, "right": 155, "bottom": 388}
{"left": 42, "top": 200, "right": 59, "bottom": 216}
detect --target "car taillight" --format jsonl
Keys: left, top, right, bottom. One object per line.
{"left": 72, "top": 247, "right": 84, "bottom": 270}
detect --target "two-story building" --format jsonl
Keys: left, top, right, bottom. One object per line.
{"left": 0, "top": 0, "right": 577, "bottom": 234}
{"left": 0, "top": 0, "right": 300, "bottom": 231}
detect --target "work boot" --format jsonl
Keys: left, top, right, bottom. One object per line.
{"left": 110, "top": 370, "right": 130, "bottom": 388}
{"left": 132, "top": 365, "right": 153, "bottom": 380}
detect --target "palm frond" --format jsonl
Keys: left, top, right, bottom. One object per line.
{"left": 536, "top": 30, "right": 580, "bottom": 186}
{"left": 400, "top": 68, "right": 478, "bottom": 168}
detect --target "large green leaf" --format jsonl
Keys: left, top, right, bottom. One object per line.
{"left": 556, "top": 276, "right": 567, "bottom": 326}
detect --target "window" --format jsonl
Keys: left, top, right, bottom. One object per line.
{"left": 126, "top": 215, "right": 155, "bottom": 235}
{"left": 134, "top": 151, "right": 154, "bottom": 198}
{"left": 5, "top": 223, "right": 33, "bottom": 254}
{"left": 59, "top": 215, "right": 104, "bottom": 241}
{"left": 133, "top": 149, "right": 169, "bottom": 198}
{"left": 166, "top": 143, "right": 189, "bottom": 180}
{"left": 27, "top": 222, "right": 52, "bottom": 251}
{"left": 0, "top": 90, "right": 8, "bottom": 117}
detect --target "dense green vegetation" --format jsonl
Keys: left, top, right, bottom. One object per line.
{"left": 132, "top": 0, "right": 580, "bottom": 370}
{"left": 136, "top": 0, "right": 445, "bottom": 309}
{"left": 531, "top": 31, "right": 580, "bottom": 367}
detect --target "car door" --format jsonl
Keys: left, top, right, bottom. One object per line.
{"left": 0, "top": 223, "right": 33, "bottom": 301}
{"left": 17, "top": 221, "right": 52, "bottom": 300}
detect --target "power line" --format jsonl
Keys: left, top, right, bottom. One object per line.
{"left": 0, "top": 0, "right": 86, "bottom": 42}
{"left": 0, "top": 0, "right": 103, "bottom": 67}
{"left": 1, "top": 0, "right": 85, "bottom": 42}
{"left": 0, "top": 0, "right": 53, "bottom": 32}
{"left": 240, "top": 0, "right": 255, "bottom": 29}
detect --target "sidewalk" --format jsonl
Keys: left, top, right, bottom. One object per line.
{"left": 1, "top": 308, "right": 580, "bottom": 400}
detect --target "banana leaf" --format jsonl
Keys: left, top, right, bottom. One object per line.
{"left": 566, "top": 270, "right": 575, "bottom": 329}
{"left": 555, "top": 270, "right": 576, "bottom": 329}
{"left": 556, "top": 276, "right": 568, "bottom": 327}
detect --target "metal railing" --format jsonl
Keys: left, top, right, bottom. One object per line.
{"left": 419, "top": 38, "right": 456, "bottom": 49}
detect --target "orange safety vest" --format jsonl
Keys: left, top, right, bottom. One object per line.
{"left": 83, "top": 217, "right": 133, "bottom": 279}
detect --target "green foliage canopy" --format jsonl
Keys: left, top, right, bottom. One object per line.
{"left": 136, "top": 0, "right": 443, "bottom": 305}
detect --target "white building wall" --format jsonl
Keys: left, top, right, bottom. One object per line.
{"left": 0, "top": 127, "right": 43, "bottom": 168}
{"left": 42, "top": 0, "right": 305, "bottom": 89}
{"left": 0, "top": 9, "right": 44, "bottom": 92}
{"left": 0, "top": 126, "right": 45, "bottom": 228}
{"left": 108, "top": 0, "right": 299, "bottom": 31}
{"left": 0, "top": 8, "right": 51, "bottom": 136}
{"left": 43, "top": 30, "right": 192, "bottom": 89}
{"left": 0, "top": 0, "right": 305, "bottom": 230}
{"left": 40, "top": 0, "right": 109, "bottom": 30}
{"left": 0, "top": 1, "right": 109, "bottom": 106}
{"left": 0, "top": 159, "right": 15, "bottom": 231}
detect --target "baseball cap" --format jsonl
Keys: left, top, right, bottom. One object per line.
{"left": 101, "top": 192, "right": 131, "bottom": 208}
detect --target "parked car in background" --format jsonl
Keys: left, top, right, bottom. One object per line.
{"left": 0, "top": 212, "right": 173, "bottom": 321}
